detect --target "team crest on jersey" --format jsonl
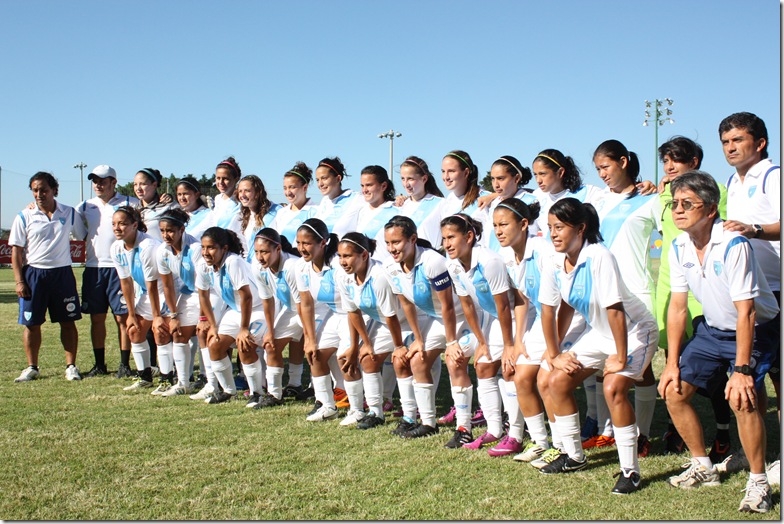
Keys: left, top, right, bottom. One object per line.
{"left": 302, "top": 274, "right": 310, "bottom": 287}
{"left": 713, "top": 261, "right": 723, "bottom": 276}
{"left": 476, "top": 281, "right": 490, "bottom": 294}
{"left": 361, "top": 294, "right": 373, "bottom": 309}
{"left": 593, "top": 199, "right": 606, "bottom": 212}
{"left": 526, "top": 276, "right": 535, "bottom": 290}
{"left": 748, "top": 185, "right": 757, "bottom": 198}
{"left": 619, "top": 203, "right": 631, "bottom": 213}
{"left": 58, "top": 217, "right": 66, "bottom": 225}
{"left": 320, "top": 279, "right": 333, "bottom": 293}
{"left": 572, "top": 284, "right": 585, "bottom": 299}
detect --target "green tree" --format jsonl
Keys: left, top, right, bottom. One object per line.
{"left": 480, "top": 170, "right": 493, "bottom": 192}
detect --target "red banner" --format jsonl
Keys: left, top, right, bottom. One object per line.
{"left": 0, "top": 240, "right": 86, "bottom": 264}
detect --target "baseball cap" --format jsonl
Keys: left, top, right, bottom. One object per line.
{"left": 88, "top": 165, "right": 117, "bottom": 181}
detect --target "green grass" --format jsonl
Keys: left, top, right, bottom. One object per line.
{"left": 0, "top": 267, "right": 779, "bottom": 520}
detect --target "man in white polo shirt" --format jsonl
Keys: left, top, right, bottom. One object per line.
{"left": 659, "top": 171, "right": 779, "bottom": 514}
{"left": 76, "top": 165, "right": 140, "bottom": 378}
{"left": 10, "top": 172, "right": 88, "bottom": 382}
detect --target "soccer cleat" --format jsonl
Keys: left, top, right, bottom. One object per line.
{"left": 84, "top": 364, "right": 109, "bottom": 378}
{"left": 340, "top": 409, "right": 367, "bottom": 426}
{"left": 14, "top": 366, "right": 40, "bottom": 383}
{"left": 65, "top": 365, "right": 82, "bottom": 381}
{"left": 306, "top": 403, "right": 339, "bottom": 422}
{"left": 662, "top": 428, "right": 686, "bottom": 454}
{"left": 668, "top": 458, "right": 720, "bottom": 489}
{"left": 191, "top": 374, "right": 207, "bottom": 391}
{"left": 487, "top": 435, "right": 524, "bottom": 457}
{"left": 708, "top": 438, "right": 732, "bottom": 464}
{"left": 282, "top": 384, "right": 303, "bottom": 398}
{"left": 151, "top": 382, "right": 172, "bottom": 396}
{"left": 437, "top": 405, "right": 457, "bottom": 426}
{"left": 401, "top": 423, "right": 439, "bottom": 439}
{"left": 206, "top": 390, "right": 236, "bottom": 404}
{"left": 738, "top": 477, "right": 772, "bottom": 513}
{"left": 333, "top": 388, "right": 349, "bottom": 408}
{"left": 582, "top": 435, "right": 615, "bottom": 450}
{"left": 123, "top": 378, "right": 154, "bottom": 391}
{"left": 637, "top": 434, "right": 652, "bottom": 458}
{"left": 471, "top": 408, "right": 486, "bottom": 428}
{"left": 612, "top": 469, "right": 642, "bottom": 495}
{"left": 531, "top": 447, "right": 562, "bottom": 469}
{"left": 296, "top": 385, "right": 315, "bottom": 401}
{"left": 151, "top": 365, "right": 160, "bottom": 378}
{"left": 463, "top": 431, "right": 501, "bottom": 450}
{"left": 245, "top": 392, "right": 262, "bottom": 409}
{"left": 255, "top": 394, "right": 284, "bottom": 409}
{"left": 390, "top": 417, "right": 418, "bottom": 436}
{"left": 357, "top": 413, "right": 385, "bottom": 430}
{"left": 308, "top": 400, "right": 323, "bottom": 416}
{"left": 114, "top": 364, "right": 134, "bottom": 379}
{"left": 190, "top": 383, "right": 215, "bottom": 400}
{"left": 714, "top": 449, "right": 750, "bottom": 474}
{"left": 515, "top": 442, "right": 547, "bottom": 462}
{"left": 445, "top": 426, "right": 473, "bottom": 449}
{"left": 580, "top": 416, "right": 599, "bottom": 442}
{"left": 540, "top": 453, "right": 589, "bottom": 474}
{"left": 161, "top": 384, "right": 191, "bottom": 397}
{"left": 766, "top": 459, "right": 780, "bottom": 487}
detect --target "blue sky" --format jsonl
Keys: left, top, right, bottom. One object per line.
{"left": 0, "top": 0, "right": 780, "bottom": 228}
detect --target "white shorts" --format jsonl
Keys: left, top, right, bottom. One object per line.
{"left": 218, "top": 308, "right": 267, "bottom": 348}
{"left": 135, "top": 292, "right": 170, "bottom": 322}
{"left": 473, "top": 311, "right": 508, "bottom": 364}
{"left": 272, "top": 306, "right": 303, "bottom": 341}
{"left": 175, "top": 291, "right": 201, "bottom": 327}
{"left": 403, "top": 315, "right": 477, "bottom": 355}
{"left": 517, "top": 314, "right": 585, "bottom": 366}
{"left": 317, "top": 311, "right": 350, "bottom": 352}
{"left": 358, "top": 316, "right": 411, "bottom": 355}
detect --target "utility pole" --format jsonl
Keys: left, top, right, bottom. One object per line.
{"left": 378, "top": 130, "right": 402, "bottom": 177}
{"left": 73, "top": 162, "right": 87, "bottom": 202}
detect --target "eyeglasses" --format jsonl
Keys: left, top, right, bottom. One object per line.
{"left": 666, "top": 199, "right": 704, "bottom": 211}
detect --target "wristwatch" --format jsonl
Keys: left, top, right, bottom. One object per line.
{"left": 752, "top": 224, "right": 763, "bottom": 238}
{"left": 735, "top": 364, "right": 753, "bottom": 375}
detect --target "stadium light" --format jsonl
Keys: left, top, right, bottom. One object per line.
{"left": 642, "top": 98, "right": 674, "bottom": 185}
{"left": 378, "top": 130, "right": 402, "bottom": 178}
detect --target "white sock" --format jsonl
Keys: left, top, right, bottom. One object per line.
{"left": 189, "top": 336, "right": 199, "bottom": 378}
{"left": 363, "top": 371, "right": 384, "bottom": 418}
{"left": 257, "top": 347, "right": 267, "bottom": 389}
{"left": 477, "top": 377, "right": 503, "bottom": 437}
{"left": 131, "top": 341, "right": 151, "bottom": 371}
{"left": 413, "top": 381, "right": 436, "bottom": 427}
{"left": 597, "top": 386, "right": 613, "bottom": 437}
{"left": 556, "top": 413, "right": 585, "bottom": 461}
{"left": 634, "top": 384, "right": 657, "bottom": 437}
{"left": 451, "top": 384, "right": 474, "bottom": 431}
{"left": 382, "top": 361, "right": 396, "bottom": 401}
{"left": 242, "top": 360, "right": 263, "bottom": 395}
{"left": 345, "top": 378, "right": 364, "bottom": 412}
{"left": 312, "top": 374, "right": 335, "bottom": 408}
{"left": 172, "top": 342, "right": 191, "bottom": 386}
{"left": 583, "top": 374, "right": 598, "bottom": 420}
{"left": 549, "top": 418, "right": 563, "bottom": 451}
{"left": 431, "top": 357, "right": 442, "bottom": 391}
{"left": 499, "top": 378, "right": 524, "bottom": 441}
{"left": 211, "top": 356, "right": 236, "bottom": 395}
{"left": 696, "top": 456, "right": 714, "bottom": 469}
{"left": 524, "top": 413, "right": 550, "bottom": 449}
{"left": 287, "top": 363, "right": 303, "bottom": 387}
{"left": 266, "top": 366, "right": 284, "bottom": 399}
{"left": 397, "top": 376, "right": 418, "bottom": 422}
{"left": 157, "top": 341, "right": 173, "bottom": 375}
{"left": 327, "top": 353, "right": 345, "bottom": 391}
{"left": 613, "top": 423, "right": 639, "bottom": 473}
{"left": 200, "top": 347, "right": 218, "bottom": 389}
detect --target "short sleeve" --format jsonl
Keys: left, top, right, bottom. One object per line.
{"left": 112, "top": 242, "right": 131, "bottom": 280}
{"left": 374, "top": 272, "right": 398, "bottom": 318}
{"left": 8, "top": 213, "right": 27, "bottom": 248}
{"left": 724, "top": 238, "right": 759, "bottom": 302}
{"left": 483, "top": 255, "right": 511, "bottom": 296}
{"left": 195, "top": 261, "right": 211, "bottom": 291}
{"left": 592, "top": 250, "right": 624, "bottom": 309}
{"left": 140, "top": 242, "right": 160, "bottom": 283}
{"left": 157, "top": 244, "right": 172, "bottom": 276}
{"left": 537, "top": 261, "right": 561, "bottom": 308}
{"left": 295, "top": 259, "right": 310, "bottom": 293}
{"left": 668, "top": 241, "right": 689, "bottom": 293}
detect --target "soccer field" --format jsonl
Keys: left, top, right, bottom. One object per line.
{"left": 0, "top": 266, "right": 779, "bottom": 520}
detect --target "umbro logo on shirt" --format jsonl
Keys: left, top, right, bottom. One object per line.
{"left": 683, "top": 262, "right": 695, "bottom": 268}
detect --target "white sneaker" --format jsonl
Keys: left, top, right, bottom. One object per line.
{"left": 530, "top": 447, "right": 562, "bottom": 469}
{"left": 190, "top": 383, "right": 215, "bottom": 400}
{"left": 766, "top": 460, "right": 780, "bottom": 487}
{"left": 668, "top": 458, "right": 720, "bottom": 489}
{"left": 65, "top": 365, "right": 82, "bottom": 381}
{"left": 306, "top": 404, "right": 339, "bottom": 422}
{"left": 514, "top": 442, "right": 547, "bottom": 462}
{"left": 14, "top": 366, "right": 40, "bottom": 382}
{"left": 161, "top": 384, "right": 191, "bottom": 397}
{"left": 123, "top": 378, "right": 154, "bottom": 391}
{"left": 340, "top": 409, "right": 366, "bottom": 426}
{"left": 151, "top": 383, "right": 172, "bottom": 396}
{"left": 738, "top": 477, "right": 772, "bottom": 513}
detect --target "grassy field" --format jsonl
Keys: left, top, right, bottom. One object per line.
{"left": 0, "top": 266, "right": 779, "bottom": 520}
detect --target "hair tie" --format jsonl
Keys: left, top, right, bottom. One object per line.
{"left": 177, "top": 179, "right": 200, "bottom": 193}
{"left": 446, "top": 152, "right": 471, "bottom": 169}
{"left": 536, "top": 154, "right": 562, "bottom": 169}
{"left": 300, "top": 223, "right": 324, "bottom": 240}
{"left": 341, "top": 237, "right": 368, "bottom": 252}
{"left": 318, "top": 162, "right": 342, "bottom": 178}
{"left": 496, "top": 157, "right": 523, "bottom": 179}
{"left": 287, "top": 170, "right": 309, "bottom": 183}
{"left": 496, "top": 202, "right": 526, "bottom": 220}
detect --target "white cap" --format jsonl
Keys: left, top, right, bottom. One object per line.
{"left": 87, "top": 165, "right": 117, "bottom": 181}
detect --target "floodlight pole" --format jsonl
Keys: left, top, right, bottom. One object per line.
{"left": 643, "top": 99, "right": 674, "bottom": 185}
{"left": 378, "top": 130, "right": 402, "bottom": 177}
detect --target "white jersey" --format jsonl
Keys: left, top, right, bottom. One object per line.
{"left": 253, "top": 251, "right": 302, "bottom": 312}
{"left": 533, "top": 184, "right": 603, "bottom": 239}
{"left": 439, "top": 190, "right": 493, "bottom": 248}
{"left": 111, "top": 231, "right": 161, "bottom": 294}
{"left": 447, "top": 245, "right": 514, "bottom": 319}
{"left": 241, "top": 203, "right": 283, "bottom": 262}
{"left": 138, "top": 200, "right": 178, "bottom": 242}
{"left": 314, "top": 189, "right": 363, "bottom": 237}
{"left": 670, "top": 220, "right": 779, "bottom": 331}
{"left": 355, "top": 201, "right": 399, "bottom": 262}
{"left": 156, "top": 233, "right": 203, "bottom": 295}
{"left": 185, "top": 206, "right": 212, "bottom": 239}
{"left": 502, "top": 235, "right": 551, "bottom": 319}
{"left": 295, "top": 256, "right": 347, "bottom": 317}
{"left": 195, "top": 252, "right": 263, "bottom": 313}
{"left": 9, "top": 201, "right": 86, "bottom": 269}
{"left": 383, "top": 246, "right": 464, "bottom": 319}
{"left": 399, "top": 193, "right": 444, "bottom": 248}
{"left": 539, "top": 241, "right": 654, "bottom": 340}
{"left": 206, "top": 194, "right": 246, "bottom": 253}
{"left": 726, "top": 158, "right": 781, "bottom": 291}
{"left": 269, "top": 198, "right": 317, "bottom": 244}
{"left": 77, "top": 193, "right": 139, "bottom": 267}
{"left": 486, "top": 188, "right": 539, "bottom": 251}
{"left": 341, "top": 259, "right": 402, "bottom": 323}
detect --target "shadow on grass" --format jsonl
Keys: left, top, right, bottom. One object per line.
{"left": 0, "top": 291, "right": 20, "bottom": 304}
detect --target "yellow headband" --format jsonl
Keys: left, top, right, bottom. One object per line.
{"left": 536, "top": 154, "right": 562, "bottom": 169}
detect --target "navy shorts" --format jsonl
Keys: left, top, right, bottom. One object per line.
{"left": 81, "top": 266, "right": 128, "bottom": 316}
{"left": 679, "top": 317, "right": 779, "bottom": 395}
{"left": 18, "top": 266, "right": 82, "bottom": 326}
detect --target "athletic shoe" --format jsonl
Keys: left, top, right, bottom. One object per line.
{"left": 190, "top": 383, "right": 215, "bottom": 400}
{"left": 540, "top": 453, "right": 588, "bottom": 474}
{"left": 84, "top": 364, "right": 109, "bottom": 378}
{"left": 123, "top": 378, "right": 154, "bottom": 391}
{"left": 766, "top": 459, "right": 780, "bottom": 487}
{"left": 282, "top": 384, "right": 303, "bottom": 398}
{"left": 65, "top": 365, "right": 82, "bottom": 381}
{"left": 151, "top": 382, "right": 172, "bottom": 396}
{"left": 191, "top": 374, "right": 207, "bottom": 391}
{"left": 296, "top": 386, "right": 315, "bottom": 401}
{"left": 437, "top": 406, "right": 456, "bottom": 426}
{"left": 357, "top": 413, "right": 385, "bottom": 430}
{"left": 151, "top": 365, "right": 160, "bottom": 378}
{"left": 114, "top": 364, "right": 134, "bottom": 379}
{"left": 514, "top": 442, "right": 547, "bottom": 462}
{"left": 714, "top": 449, "right": 750, "bottom": 474}
{"left": 255, "top": 394, "right": 284, "bottom": 409}
{"left": 308, "top": 401, "right": 323, "bottom": 416}
{"left": 582, "top": 435, "right": 615, "bottom": 450}
{"left": 333, "top": 388, "right": 349, "bottom": 408}
{"left": 662, "top": 428, "right": 686, "bottom": 454}
{"left": 161, "top": 384, "right": 191, "bottom": 397}
{"left": 667, "top": 458, "right": 720, "bottom": 489}
{"left": 580, "top": 416, "right": 599, "bottom": 442}
{"left": 206, "top": 391, "right": 236, "bottom": 404}
{"left": 531, "top": 447, "right": 562, "bottom": 469}
{"left": 487, "top": 435, "right": 523, "bottom": 457}
{"left": 340, "top": 409, "right": 366, "bottom": 426}
{"left": 445, "top": 426, "right": 473, "bottom": 449}
{"left": 708, "top": 438, "right": 732, "bottom": 464}
{"left": 471, "top": 408, "right": 486, "bottom": 428}
{"left": 245, "top": 392, "right": 262, "bottom": 408}
{"left": 391, "top": 417, "right": 418, "bottom": 436}
{"left": 306, "top": 404, "right": 339, "bottom": 422}
{"left": 401, "top": 423, "right": 439, "bottom": 439}
{"left": 612, "top": 469, "right": 642, "bottom": 495}
{"left": 463, "top": 431, "right": 501, "bottom": 450}
{"left": 637, "top": 434, "right": 652, "bottom": 458}
{"left": 738, "top": 477, "right": 772, "bottom": 513}
{"left": 14, "top": 366, "right": 40, "bottom": 383}
{"left": 382, "top": 398, "right": 395, "bottom": 413}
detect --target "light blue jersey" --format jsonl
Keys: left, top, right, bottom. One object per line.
{"left": 185, "top": 206, "right": 212, "bottom": 238}
{"left": 254, "top": 251, "right": 301, "bottom": 312}
{"left": 447, "top": 245, "right": 513, "bottom": 319}
{"left": 111, "top": 231, "right": 161, "bottom": 294}
{"left": 196, "top": 252, "right": 262, "bottom": 313}
{"left": 157, "top": 233, "right": 203, "bottom": 295}
{"left": 243, "top": 203, "right": 283, "bottom": 262}
{"left": 270, "top": 199, "right": 317, "bottom": 245}
{"left": 342, "top": 260, "right": 401, "bottom": 323}
{"left": 295, "top": 256, "right": 347, "bottom": 317}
